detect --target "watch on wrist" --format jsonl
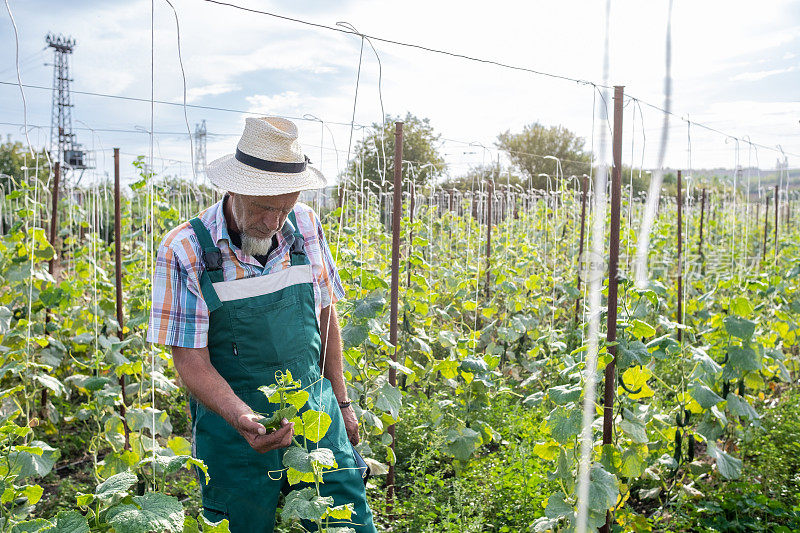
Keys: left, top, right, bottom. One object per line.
{"left": 338, "top": 399, "right": 352, "bottom": 409}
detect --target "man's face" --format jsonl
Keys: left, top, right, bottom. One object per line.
{"left": 229, "top": 191, "right": 300, "bottom": 255}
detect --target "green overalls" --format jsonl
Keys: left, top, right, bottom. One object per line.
{"left": 187, "top": 212, "right": 376, "bottom": 533}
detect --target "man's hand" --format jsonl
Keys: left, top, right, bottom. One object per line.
{"left": 341, "top": 405, "right": 360, "bottom": 445}
{"left": 235, "top": 412, "right": 294, "bottom": 453}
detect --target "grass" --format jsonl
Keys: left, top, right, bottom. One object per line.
{"left": 367, "top": 391, "right": 555, "bottom": 532}
{"left": 651, "top": 386, "right": 800, "bottom": 532}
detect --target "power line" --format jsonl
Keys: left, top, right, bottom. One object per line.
{"left": 203, "top": 0, "right": 605, "bottom": 89}
{"left": 627, "top": 95, "right": 798, "bottom": 159}
{"left": 0, "top": 79, "right": 370, "bottom": 129}
{"left": 1, "top": 119, "right": 792, "bottom": 172}
{"left": 201, "top": 0, "right": 799, "bottom": 160}
{"left": 1, "top": 80, "right": 797, "bottom": 160}
{"left": 0, "top": 9, "right": 794, "bottom": 162}
{"left": 0, "top": 121, "right": 194, "bottom": 135}
{"left": 0, "top": 81, "right": 796, "bottom": 161}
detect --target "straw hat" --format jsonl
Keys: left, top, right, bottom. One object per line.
{"left": 206, "top": 116, "right": 327, "bottom": 195}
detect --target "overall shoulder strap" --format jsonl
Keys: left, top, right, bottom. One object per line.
{"left": 287, "top": 210, "right": 309, "bottom": 267}
{"left": 188, "top": 218, "right": 223, "bottom": 312}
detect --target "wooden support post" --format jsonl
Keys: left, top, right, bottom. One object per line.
{"left": 677, "top": 170, "right": 683, "bottom": 343}
{"left": 774, "top": 184, "right": 779, "bottom": 259}
{"left": 762, "top": 193, "right": 769, "bottom": 261}
{"left": 698, "top": 188, "right": 706, "bottom": 259}
{"left": 407, "top": 183, "right": 415, "bottom": 287}
{"left": 471, "top": 191, "right": 478, "bottom": 219}
{"left": 94, "top": 193, "right": 100, "bottom": 244}
{"left": 755, "top": 200, "right": 760, "bottom": 258}
{"left": 785, "top": 199, "right": 790, "bottom": 227}
{"left": 114, "top": 149, "right": 130, "bottom": 450}
{"left": 601, "top": 85, "right": 624, "bottom": 533}
{"left": 48, "top": 163, "right": 61, "bottom": 275}
{"left": 574, "top": 175, "right": 588, "bottom": 323}
{"left": 485, "top": 180, "right": 493, "bottom": 296}
{"left": 42, "top": 162, "right": 61, "bottom": 418}
{"left": 448, "top": 190, "right": 454, "bottom": 244}
{"left": 386, "top": 122, "right": 403, "bottom": 511}
{"left": 787, "top": 197, "right": 791, "bottom": 227}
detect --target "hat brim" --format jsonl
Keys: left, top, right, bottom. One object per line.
{"left": 206, "top": 153, "right": 328, "bottom": 195}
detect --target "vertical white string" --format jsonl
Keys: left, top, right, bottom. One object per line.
{"left": 575, "top": 0, "right": 613, "bottom": 521}
{"left": 634, "top": 0, "right": 674, "bottom": 290}
{"left": 150, "top": 0, "right": 157, "bottom": 486}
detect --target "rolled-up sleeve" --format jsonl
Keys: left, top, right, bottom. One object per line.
{"left": 146, "top": 242, "right": 209, "bottom": 349}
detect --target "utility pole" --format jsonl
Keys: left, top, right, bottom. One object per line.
{"left": 47, "top": 33, "right": 87, "bottom": 172}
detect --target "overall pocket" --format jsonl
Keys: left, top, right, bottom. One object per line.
{"left": 230, "top": 292, "right": 305, "bottom": 372}
{"left": 194, "top": 404, "right": 248, "bottom": 489}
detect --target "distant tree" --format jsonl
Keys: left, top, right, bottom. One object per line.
{"left": 440, "top": 164, "right": 527, "bottom": 193}
{"left": 0, "top": 139, "right": 52, "bottom": 190}
{"left": 345, "top": 113, "right": 446, "bottom": 194}
{"left": 496, "top": 123, "right": 591, "bottom": 190}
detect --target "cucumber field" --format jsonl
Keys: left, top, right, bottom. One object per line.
{"left": 1, "top": 0, "right": 798, "bottom": 531}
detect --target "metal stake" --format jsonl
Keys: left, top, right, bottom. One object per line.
{"left": 698, "top": 188, "right": 706, "bottom": 259}
{"left": 575, "top": 175, "right": 588, "bottom": 322}
{"left": 677, "top": 170, "right": 683, "bottom": 342}
{"left": 48, "top": 163, "right": 61, "bottom": 275}
{"left": 485, "top": 179, "right": 493, "bottom": 296}
{"left": 114, "top": 148, "right": 130, "bottom": 450}
{"left": 386, "top": 122, "right": 403, "bottom": 510}
{"left": 774, "top": 183, "right": 779, "bottom": 259}
{"left": 407, "top": 182, "right": 415, "bottom": 287}
{"left": 601, "top": 87, "right": 625, "bottom": 533}
{"left": 762, "top": 194, "right": 769, "bottom": 261}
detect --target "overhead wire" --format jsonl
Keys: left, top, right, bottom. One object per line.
{"left": 0, "top": 5, "right": 795, "bottom": 161}
{"left": 203, "top": 0, "right": 606, "bottom": 89}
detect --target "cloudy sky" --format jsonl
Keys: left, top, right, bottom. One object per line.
{"left": 1, "top": 0, "right": 798, "bottom": 186}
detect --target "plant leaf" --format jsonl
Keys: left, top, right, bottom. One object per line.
{"left": 723, "top": 316, "right": 756, "bottom": 340}
{"left": 106, "top": 492, "right": 184, "bottom": 533}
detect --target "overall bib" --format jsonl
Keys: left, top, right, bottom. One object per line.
{"left": 188, "top": 213, "right": 376, "bottom": 533}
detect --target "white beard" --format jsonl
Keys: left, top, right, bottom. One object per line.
{"left": 230, "top": 198, "right": 275, "bottom": 256}
{"left": 241, "top": 233, "right": 274, "bottom": 256}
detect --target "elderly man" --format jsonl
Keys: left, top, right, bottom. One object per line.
{"left": 147, "top": 116, "right": 376, "bottom": 532}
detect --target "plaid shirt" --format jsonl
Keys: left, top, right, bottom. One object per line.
{"left": 146, "top": 196, "right": 345, "bottom": 349}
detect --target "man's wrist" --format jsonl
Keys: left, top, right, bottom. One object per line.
{"left": 223, "top": 400, "right": 252, "bottom": 427}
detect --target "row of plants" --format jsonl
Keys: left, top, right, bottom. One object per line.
{"left": 0, "top": 158, "right": 797, "bottom": 531}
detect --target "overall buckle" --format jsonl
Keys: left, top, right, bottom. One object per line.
{"left": 290, "top": 235, "right": 305, "bottom": 255}
{"left": 203, "top": 249, "right": 223, "bottom": 271}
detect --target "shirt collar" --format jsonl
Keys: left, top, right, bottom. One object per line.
{"left": 212, "top": 194, "right": 297, "bottom": 271}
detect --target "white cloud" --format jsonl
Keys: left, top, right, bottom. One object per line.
{"left": 730, "top": 66, "right": 799, "bottom": 81}
{"left": 194, "top": 41, "right": 343, "bottom": 87}
{"left": 245, "top": 91, "right": 304, "bottom": 114}
{"left": 184, "top": 83, "right": 240, "bottom": 103}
